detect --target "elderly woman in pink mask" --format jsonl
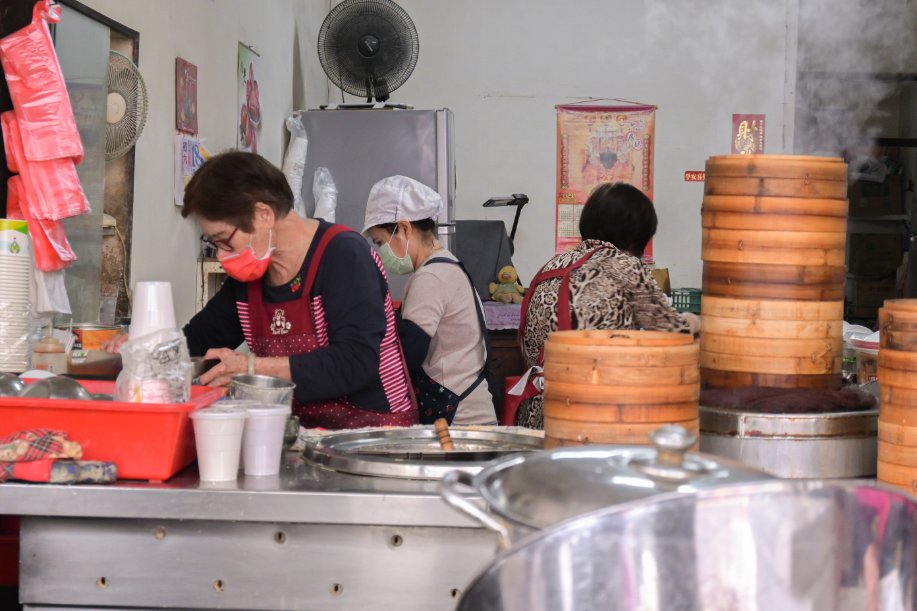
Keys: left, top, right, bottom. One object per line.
{"left": 110, "top": 152, "right": 418, "bottom": 429}
{"left": 363, "top": 176, "right": 496, "bottom": 425}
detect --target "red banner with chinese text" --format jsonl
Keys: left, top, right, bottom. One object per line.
{"left": 555, "top": 102, "right": 656, "bottom": 260}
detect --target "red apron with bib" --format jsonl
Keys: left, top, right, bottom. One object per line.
{"left": 502, "top": 246, "right": 612, "bottom": 425}
{"left": 244, "top": 224, "right": 417, "bottom": 428}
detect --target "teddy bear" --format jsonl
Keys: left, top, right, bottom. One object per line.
{"left": 489, "top": 265, "right": 525, "bottom": 304}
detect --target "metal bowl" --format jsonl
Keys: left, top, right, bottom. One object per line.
{"left": 0, "top": 372, "right": 25, "bottom": 397}
{"left": 19, "top": 377, "right": 94, "bottom": 401}
{"left": 228, "top": 374, "right": 295, "bottom": 406}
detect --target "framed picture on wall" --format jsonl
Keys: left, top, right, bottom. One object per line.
{"left": 175, "top": 57, "right": 198, "bottom": 135}
{"left": 237, "top": 43, "right": 262, "bottom": 153}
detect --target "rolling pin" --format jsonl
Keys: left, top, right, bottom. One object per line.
{"left": 434, "top": 418, "right": 455, "bottom": 451}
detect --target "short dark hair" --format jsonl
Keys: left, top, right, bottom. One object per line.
{"left": 376, "top": 219, "right": 438, "bottom": 235}
{"left": 578, "top": 182, "right": 657, "bottom": 257}
{"left": 182, "top": 151, "right": 293, "bottom": 231}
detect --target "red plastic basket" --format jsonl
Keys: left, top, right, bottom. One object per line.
{"left": 0, "top": 380, "right": 223, "bottom": 481}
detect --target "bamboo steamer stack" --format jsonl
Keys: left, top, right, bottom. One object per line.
{"left": 700, "top": 155, "right": 848, "bottom": 389}
{"left": 542, "top": 330, "right": 699, "bottom": 448}
{"left": 877, "top": 299, "right": 917, "bottom": 493}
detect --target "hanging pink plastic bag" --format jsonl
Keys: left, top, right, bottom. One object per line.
{"left": 0, "top": 0, "right": 83, "bottom": 163}
{"left": 7, "top": 175, "right": 77, "bottom": 271}
{"left": 1, "top": 115, "right": 18, "bottom": 173}
{"left": 1, "top": 110, "right": 88, "bottom": 220}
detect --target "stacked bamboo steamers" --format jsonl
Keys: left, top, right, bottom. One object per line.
{"left": 878, "top": 300, "right": 917, "bottom": 492}
{"left": 542, "top": 330, "right": 699, "bottom": 448}
{"left": 700, "top": 155, "right": 848, "bottom": 389}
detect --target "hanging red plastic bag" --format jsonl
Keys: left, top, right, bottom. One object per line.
{"left": 0, "top": 0, "right": 83, "bottom": 163}
{"left": 7, "top": 175, "right": 76, "bottom": 271}
{"left": 1, "top": 110, "right": 88, "bottom": 220}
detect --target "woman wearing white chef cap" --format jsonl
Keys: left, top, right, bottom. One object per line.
{"left": 363, "top": 176, "right": 497, "bottom": 425}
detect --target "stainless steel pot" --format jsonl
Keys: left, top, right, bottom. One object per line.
{"left": 457, "top": 480, "right": 917, "bottom": 611}
{"left": 440, "top": 425, "right": 771, "bottom": 547}
{"left": 700, "top": 404, "right": 878, "bottom": 478}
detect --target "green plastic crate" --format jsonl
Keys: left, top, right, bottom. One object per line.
{"left": 672, "top": 288, "right": 702, "bottom": 314}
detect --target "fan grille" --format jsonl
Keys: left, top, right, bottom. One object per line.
{"left": 106, "top": 51, "right": 148, "bottom": 161}
{"left": 318, "top": 0, "right": 419, "bottom": 100}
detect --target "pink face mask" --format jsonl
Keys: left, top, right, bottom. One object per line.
{"left": 218, "top": 230, "right": 274, "bottom": 282}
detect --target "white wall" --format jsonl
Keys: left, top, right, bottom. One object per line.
{"left": 79, "top": 0, "right": 327, "bottom": 325}
{"left": 335, "top": 0, "right": 796, "bottom": 288}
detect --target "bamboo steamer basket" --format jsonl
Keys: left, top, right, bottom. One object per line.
{"left": 542, "top": 330, "right": 699, "bottom": 449}
{"left": 879, "top": 384, "right": 917, "bottom": 410}
{"left": 701, "top": 210, "right": 848, "bottom": 233}
{"left": 699, "top": 369, "right": 842, "bottom": 389}
{"left": 704, "top": 155, "right": 848, "bottom": 200}
{"left": 704, "top": 177, "right": 848, "bottom": 199}
{"left": 703, "top": 262, "right": 845, "bottom": 301}
{"left": 877, "top": 460, "right": 917, "bottom": 494}
{"left": 701, "top": 334, "right": 841, "bottom": 359}
{"left": 702, "top": 296, "right": 844, "bottom": 321}
{"left": 702, "top": 195, "right": 848, "bottom": 217}
{"left": 700, "top": 155, "right": 847, "bottom": 391}
{"left": 879, "top": 421, "right": 917, "bottom": 447}
{"left": 704, "top": 155, "right": 848, "bottom": 180}
{"left": 880, "top": 301, "right": 917, "bottom": 350}
{"left": 876, "top": 300, "right": 917, "bottom": 491}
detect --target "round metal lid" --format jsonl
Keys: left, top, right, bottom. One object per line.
{"left": 303, "top": 426, "right": 544, "bottom": 480}
{"left": 700, "top": 405, "right": 879, "bottom": 438}
{"left": 468, "top": 426, "right": 771, "bottom": 530}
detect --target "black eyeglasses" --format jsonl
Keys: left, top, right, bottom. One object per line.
{"left": 200, "top": 226, "right": 239, "bottom": 252}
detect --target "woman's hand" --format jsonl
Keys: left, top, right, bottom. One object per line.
{"left": 102, "top": 333, "right": 129, "bottom": 354}
{"left": 199, "top": 348, "right": 250, "bottom": 387}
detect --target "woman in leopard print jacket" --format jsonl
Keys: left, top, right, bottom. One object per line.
{"left": 516, "top": 182, "right": 699, "bottom": 429}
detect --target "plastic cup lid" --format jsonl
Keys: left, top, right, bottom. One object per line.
{"left": 191, "top": 404, "right": 251, "bottom": 420}
{"left": 245, "top": 403, "right": 292, "bottom": 416}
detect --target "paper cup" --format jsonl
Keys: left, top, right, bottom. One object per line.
{"left": 129, "top": 281, "right": 177, "bottom": 339}
{"left": 190, "top": 403, "right": 250, "bottom": 482}
{"left": 241, "top": 403, "right": 292, "bottom": 477}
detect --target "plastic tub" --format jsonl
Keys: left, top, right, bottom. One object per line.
{"left": 0, "top": 379, "right": 223, "bottom": 481}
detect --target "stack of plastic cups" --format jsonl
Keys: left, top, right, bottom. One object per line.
{"left": 190, "top": 402, "right": 250, "bottom": 482}
{"left": 129, "top": 281, "right": 177, "bottom": 339}
{"left": 126, "top": 281, "right": 178, "bottom": 402}
{"left": 242, "top": 404, "right": 293, "bottom": 477}
{"left": 0, "top": 220, "right": 33, "bottom": 372}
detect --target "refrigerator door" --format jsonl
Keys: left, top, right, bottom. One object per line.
{"left": 298, "top": 108, "right": 455, "bottom": 298}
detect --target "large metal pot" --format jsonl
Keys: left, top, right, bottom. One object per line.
{"left": 440, "top": 425, "right": 770, "bottom": 547}
{"left": 457, "top": 479, "right": 917, "bottom": 610}
{"left": 700, "top": 404, "right": 878, "bottom": 478}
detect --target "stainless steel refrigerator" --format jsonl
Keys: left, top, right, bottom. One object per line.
{"left": 298, "top": 108, "right": 455, "bottom": 298}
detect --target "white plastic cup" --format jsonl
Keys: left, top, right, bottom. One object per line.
{"left": 241, "top": 404, "right": 292, "bottom": 476}
{"left": 190, "top": 404, "right": 249, "bottom": 482}
{"left": 129, "top": 281, "right": 177, "bottom": 339}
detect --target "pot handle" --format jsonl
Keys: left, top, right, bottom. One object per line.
{"left": 439, "top": 470, "right": 511, "bottom": 545}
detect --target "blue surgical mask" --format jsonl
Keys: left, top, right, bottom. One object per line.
{"left": 378, "top": 229, "right": 414, "bottom": 275}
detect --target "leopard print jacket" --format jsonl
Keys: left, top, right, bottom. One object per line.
{"left": 517, "top": 239, "right": 691, "bottom": 429}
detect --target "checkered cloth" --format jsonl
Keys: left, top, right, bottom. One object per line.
{"left": 0, "top": 429, "right": 82, "bottom": 482}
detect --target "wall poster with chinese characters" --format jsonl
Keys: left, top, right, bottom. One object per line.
{"left": 555, "top": 101, "right": 656, "bottom": 260}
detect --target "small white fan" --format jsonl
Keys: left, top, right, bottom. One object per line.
{"left": 106, "top": 50, "right": 148, "bottom": 161}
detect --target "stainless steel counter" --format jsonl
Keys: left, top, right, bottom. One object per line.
{"left": 0, "top": 452, "right": 481, "bottom": 527}
{"left": 0, "top": 453, "right": 499, "bottom": 611}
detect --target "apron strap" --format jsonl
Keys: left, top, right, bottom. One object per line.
{"left": 248, "top": 223, "right": 353, "bottom": 305}
{"left": 421, "top": 256, "right": 490, "bottom": 400}
{"left": 518, "top": 246, "right": 613, "bottom": 365}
